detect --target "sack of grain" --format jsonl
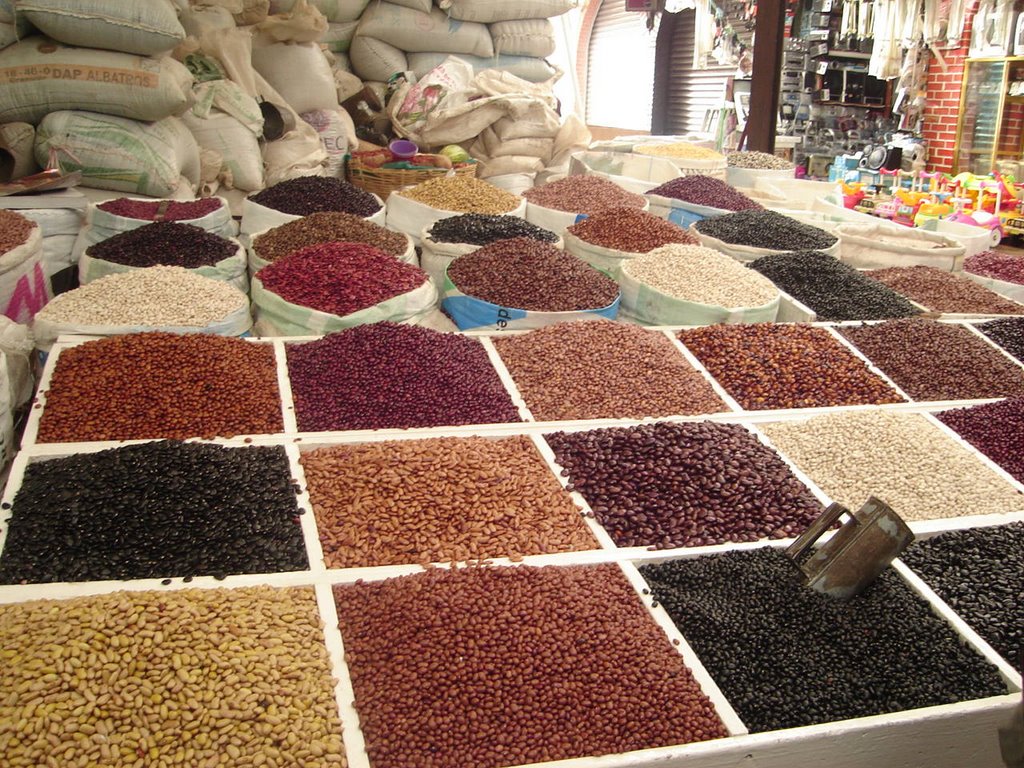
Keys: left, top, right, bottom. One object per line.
{"left": 0, "top": 37, "right": 194, "bottom": 124}
{"left": 438, "top": 0, "right": 576, "bottom": 22}
{"left": 349, "top": 34, "right": 407, "bottom": 81}
{"left": 490, "top": 19, "right": 556, "bottom": 57}
{"left": 182, "top": 110, "right": 263, "bottom": 192}
{"left": 357, "top": 3, "right": 494, "bottom": 57}
{"left": 322, "top": 20, "right": 358, "bottom": 52}
{"left": 251, "top": 40, "right": 338, "bottom": 114}
{"left": 80, "top": 231, "right": 248, "bottom": 292}
{"left": 32, "top": 266, "right": 252, "bottom": 352}
{"left": 406, "top": 51, "right": 557, "bottom": 83}
{"left": 251, "top": 242, "right": 437, "bottom": 335}
{"left": 835, "top": 222, "right": 966, "bottom": 271}
{"left": 0, "top": 211, "right": 50, "bottom": 324}
{"left": 36, "top": 111, "right": 200, "bottom": 198}
{"left": 269, "top": 0, "right": 369, "bottom": 22}
{"left": 619, "top": 244, "right": 780, "bottom": 325}
{"left": 300, "top": 108, "right": 356, "bottom": 177}
{"left": 0, "top": 122, "right": 36, "bottom": 181}
{"left": 16, "top": 0, "right": 186, "bottom": 56}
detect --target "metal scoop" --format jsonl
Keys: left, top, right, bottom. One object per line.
{"left": 786, "top": 497, "right": 914, "bottom": 600}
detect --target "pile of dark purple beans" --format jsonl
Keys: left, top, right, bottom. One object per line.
{"left": 647, "top": 175, "right": 762, "bottom": 212}
{"left": 86, "top": 222, "right": 237, "bottom": 268}
{"left": 249, "top": 177, "right": 381, "bottom": 217}
{"left": 427, "top": 214, "right": 559, "bottom": 246}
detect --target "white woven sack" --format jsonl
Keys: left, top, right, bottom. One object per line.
{"left": 269, "top": 0, "right": 369, "bottom": 22}
{"left": 250, "top": 272, "right": 437, "bottom": 335}
{"left": 322, "top": 20, "right": 358, "bottom": 52}
{"left": 490, "top": 19, "right": 556, "bottom": 58}
{"left": 438, "top": 0, "right": 575, "bottom": 22}
{"left": 562, "top": 232, "right": 641, "bottom": 278}
{"left": 36, "top": 111, "right": 200, "bottom": 198}
{"left": 0, "top": 224, "right": 51, "bottom": 324}
{"left": 16, "top": 0, "right": 185, "bottom": 55}
{"left": 0, "top": 314, "right": 33, "bottom": 409}
{"left": 619, "top": 258, "right": 780, "bottom": 326}
{"left": 0, "top": 38, "right": 193, "bottom": 124}
{"left": 182, "top": 110, "right": 264, "bottom": 192}
{"left": 349, "top": 35, "right": 407, "bottom": 82}
{"left": 386, "top": 192, "right": 527, "bottom": 241}
{"left": 0, "top": 21, "right": 16, "bottom": 50}
{"left": 406, "top": 51, "right": 556, "bottom": 83}
{"left": 834, "top": 222, "right": 965, "bottom": 271}
{"left": 651, "top": 154, "right": 728, "bottom": 180}
{"left": 693, "top": 229, "right": 840, "bottom": 263}
{"left": 83, "top": 197, "right": 235, "bottom": 248}
{"left": 963, "top": 271, "right": 1024, "bottom": 304}
{"left": 725, "top": 165, "right": 793, "bottom": 189}
{"left": 33, "top": 298, "right": 253, "bottom": 353}
{"left": 384, "top": 0, "right": 431, "bottom": 11}
{"left": 247, "top": 226, "right": 415, "bottom": 274}
{"left": 0, "top": 349, "right": 12, "bottom": 466}
{"left": 40, "top": 234, "right": 77, "bottom": 283}
{"left": 567, "top": 151, "right": 681, "bottom": 195}
{"left": 523, "top": 202, "right": 584, "bottom": 235}
{"left": 16, "top": 206, "right": 82, "bottom": 238}
{"left": 0, "top": 122, "right": 34, "bottom": 180}
{"left": 240, "top": 193, "right": 386, "bottom": 238}
{"left": 177, "top": 4, "right": 235, "bottom": 37}
{"left": 251, "top": 41, "right": 338, "bottom": 114}
{"left": 80, "top": 237, "right": 249, "bottom": 292}
{"left": 357, "top": 3, "right": 494, "bottom": 57}
{"left": 300, "top": 108, "right": 356, "bottom": 177}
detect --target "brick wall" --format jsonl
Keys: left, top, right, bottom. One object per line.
{"left": 921, "top": 1, "right": 979, "bottom": 172}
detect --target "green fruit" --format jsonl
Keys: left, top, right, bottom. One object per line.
{"left": 440, "top": 144, "right": 470, "bottom": 163}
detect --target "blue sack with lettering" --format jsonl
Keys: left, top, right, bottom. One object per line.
{"left": 442, "top": 271, "right": 620, "bottom": 332}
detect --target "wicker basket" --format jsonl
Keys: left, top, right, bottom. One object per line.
{"left": 345, "top": 154, "right": 478, "bottom": 198}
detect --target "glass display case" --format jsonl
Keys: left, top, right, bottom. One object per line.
{"left": 953, "top": 57, "right": 1024, "bottom": 175}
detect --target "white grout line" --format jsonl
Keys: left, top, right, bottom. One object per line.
{"left": 527, "top": 432, "right": 619, "bottom": 553}
{"left": 285, "top": 442, "right": 326, "bottom": 573}
{"left": 273, "top": 338, "right": 300, "bottom": 434}
{"left": 820, "top": 324, "right": 915, "bottom": 402}
{"left": 662, "top": 329, "right": 745, "bottom": 414}
{"left": 314, "top": 581, "right": 371, "bottom": 768}
{"left": 478, "top": 335, "right": 537, "bottom": 422}
{"left": 891, "top": 559, "right": 1022, "bottom": 692}
{"left": 615, "top": 560, "right": 749, "bottom": 737}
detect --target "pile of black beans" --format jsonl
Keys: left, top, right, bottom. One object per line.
{"left": 640, "top": 548, "right": 1008, "bottom": 733}
{"left": 0, "top": 441, "right": 309, "bottom": 584}
{"left": 427, "top": 214, "right": 559, "bottom": 246}
{"left": 749, "top": 251, "right": 921, "bottom": 321}
{"left": 901, "top": 523, "right": 1023, "bottom": 672}
{"left": 694, "top": 210, "right": 837, "bottom": 251}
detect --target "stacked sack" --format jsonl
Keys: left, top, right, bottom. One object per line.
{"left": 388, "top": 56, "right": 590, "bottom": 188}
{"left": 172, "top": 0, "right": 336, "bottom": 190}
{"left": 0, "top": 1, "right": 201, "bottom": 198}
{"left": 343, "top": 0, "right": 569, "bottom": 84}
